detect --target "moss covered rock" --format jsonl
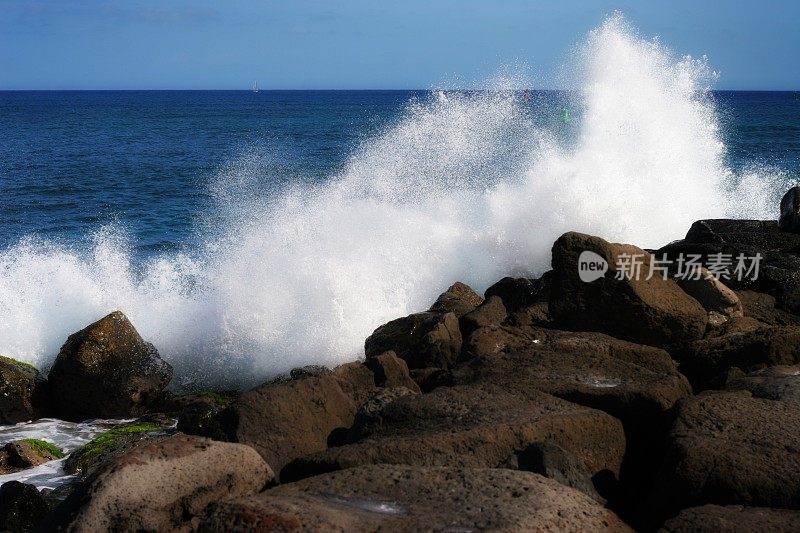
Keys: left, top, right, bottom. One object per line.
{"left": 0, "top": 356, "right": 48, "bottom": 424}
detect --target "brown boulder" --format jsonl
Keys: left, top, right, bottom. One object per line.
{"left": 736, "top": 290, "right": 800, "bottom": 326}
{"left": 658, "top": 504, "right": 800, "bottom": 532}
{"left": 726, "top": 365, "right": 800, "bottom": 407}
{"left": 47, "top": 311, "right": 172, "bottom": 421}
{"left": 363, "top": 351, "right": 420, "bottom": 393}
{"left": 457, "top": 326, "right": 691, "bottom": 420}
{"left": 199, "top": 465, "right": 633, "bottom": 532}
{"left": 459, "top": 295, "right": 507, "bottom": 338}
{"left": 677, "top": 267, "right": 743, "bottom": 324}
{"left": 484, "top": 274, "right": 550, "bottom": 313}
{"left": 203, "top": 362, "right": 377, "bottom": 476}
{"left": 686, "top": 324, "right": 800, "bottom": 389}
{"left": 364, "top": 311, "right": 462, "bottom": 370}
{"left": 649, "top": 391, "right": 800, "bottom": 521}
{"left": 550, "top": 232, "right": 708, "bottom": 349}
{"left": 428, "top": 281, "right": 484, "bottom": 316}
{"left": 0, "top": 481, "right": 51, "bottom": 533}
{"left": 48, "top": 434, "right": 273, "bottom": 532}
{"left": 281, "top": 383, "right": 625, "bottom": 486}
{"left": 0, "top": 357, "right": 48, "bottom": 424}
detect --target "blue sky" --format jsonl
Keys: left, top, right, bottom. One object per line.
{"left": 1, "top": 0, "right": 798, "bottom": 90}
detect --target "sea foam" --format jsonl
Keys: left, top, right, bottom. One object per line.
{"left": 0, "top": 15, "right": 784, "bottom": 389}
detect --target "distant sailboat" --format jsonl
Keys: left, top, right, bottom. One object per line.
{"left": 253, "top": 81, "right": 259, "bottom": 93}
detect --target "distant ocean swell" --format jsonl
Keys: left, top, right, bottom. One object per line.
{"left": 0, "top": 15, "right": 784, "bottom": 389}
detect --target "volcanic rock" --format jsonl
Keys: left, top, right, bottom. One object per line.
{"left": 364, "top": 311, "right": 462, "bottom": 370}
{"left": 550, "top": 232, "right": 707, "bottom": 349}
{"left": 0, "top": 357, "right": 48, "bottom": 424}
{"left": 779, "top": 187, "right": 800, "bottom": 234}
{"left": 428, "top": 281, "right": 484, "bottom": 316}
{"left": 47, "top": 311, "right": 172, "bottom": 421}
{"left": 199, "top": 465, "right": 633, "bottom": 532}
{"left": 658, "top": 504, "right": 800, "bottom": 532}
{"left": 47, "top": 434, "right": 273, "bottom": 532}
{"left": 0, "top": 481, "right": 50, "bottom": 533}
{"left": 280, "top": 384, "right": 625, "bottom": 485}
{"left": 649, "top": 391, "right": 800, "bottom": 521}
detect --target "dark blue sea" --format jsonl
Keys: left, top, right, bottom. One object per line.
{"left": 2, "top": 90, "right": 798, "bottom": 256}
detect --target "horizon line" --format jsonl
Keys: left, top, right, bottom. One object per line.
{"left": 1, "top": 88, "right": 798, "bottom": 92}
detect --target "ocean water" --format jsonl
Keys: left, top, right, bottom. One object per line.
{"left": 0, "top": 16, "right": 798, "bottom": 390}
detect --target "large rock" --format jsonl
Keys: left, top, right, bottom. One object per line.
{"left": 202, "top": 362, "right": 377, "bottom": 477}
{"left": 459, "top": 295, "right": 507, "bottom": 338}
{"left": 726, "top": 365, "right": 800, "bottom": 407}
{"left": 685, "top": 324, "right": 800, "bottom": 389}
{"left": 649, "top": 391, "right": 800, "bottom": 521}
{"left": 281, "top": 384, "right": 625, "bottom": 486}
{"left": 677, "top": 267, "right": 743, "bottom": 324}
{"left": 362, "top": 351, "right": 420, "bottom": 392}
{"left": 47, "top": 434, "right": 273, "bottom": 532}
{"left": 47, "top": 312, "right": 172, "bottom": 421}
{"left": 779, "top": 187, "right": 800, "bottom": 234}
{"left": 657, "top": 229, "right": 800, "bottom": 314}
{"left": 364, "top": 311, "right": 462, "bottom": 370}
{"left": 550, "top": 232, "right": 708, "bottom": 349}
{"left": 0, "top": 481, "right": 51, "bottom": 533}
{"left": 736, "top": 290, "right": 800, "bottom": 326}
{"left": 502, "top": 441, "right": 604, "bottom": 503}
{"left": 456, "top": 324, "right": 691, "bottom": 525}
{"left": 199, "top": 465, "right": 633, "bottom": 532}
{"left": 658, "top": 504, "right": 800, "bottom": 532}
{"left": 684, "top": 218, "right": 800, "bottom": 251}
{"left": 484, "top": 274, "right": 550, "bottom": 313}
{"left": 428, "top": 281, "right": 483, "bottom": 316}
{"left": 0, "top": 357, "right": 48, "bottom": 424}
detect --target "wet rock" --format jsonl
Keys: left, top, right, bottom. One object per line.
{"left": 47, "top": 434, "right": 273, "bottom": 533}
{"left": 289, "top": 364, "right": 330, "bottom": 380}
{"left": 726, "top": 364, "right": 800, "bottom": 407}
{"left": 677, "top": 267, "right": 743, "bottom": 321}
{"left": 685, "top": 218, "right": 800, "bottom": 251}
{"left": 657, "top": 238, "right": 800, "bottom": 314}
{"left": 0, "top": 481, "right": 51, "bottom": 533}
{"left": 176, "top": 401, "right": 222, "bottom": 437}
{"left": 347, "top": 387, "right": 418, "bottom": 443}
{"left": 204, "top": 362, "right": 377, "bottom": 477}
{"left": 428, "top": 281, "right": 483, "bottom": 317}
{"left": 0, "top": 357, "right": 48, "bottom": 424}
{"left": 281, "top": 384, "right": 625, "bottom": 485}
{"left": 779, "top": 187, "right": 800, "bottom": 234}
{"left": 502, "top": 441, "right": 604, "bottom": 504}
{"left": 456, "top": 325, "right": 691, "bottom": 526}
{"left": 408, "top": 366, "right": 453, "bottom": 392}
{"left": 658, "top": 504, "right": 800, "bottom": 532}
{"left": 64, "top": 419, "right": 172, "bottom": 475}
{"left": 459, "top": 295, "right": 507, "bottom": 339}
{"left": 649, "top": 391, "right": 800, "bottom": 522}
{"left": 199, "top": 464, "right": 633, "bottom": 533}
{"left": 363, "top": 351, "right": 420, "bottom": 393}
{"left": 456, "top": 326, "right": 691, "bottom": 421}
{"left": 485, "top": 274, "right": 550, "bottom": 313}
{"left": 550, "top": 232, "right": 707, "bottom": 349}
{"left": 0, "top": 440, "right": 62, "bottom": 474}
{"left": 48, "top": 311, "right": 173, "bottom": 421}
{"left": 149, "top": 390, "right": 235, "bottom": 416}
{"left": 364, "top": 311, "right": 462, "bottom": 370}
{"left": 685, "top": 324, "right": 800, "bottom": 390}
{"left": 736, "top": 290, "right": 800, "bottom": 326}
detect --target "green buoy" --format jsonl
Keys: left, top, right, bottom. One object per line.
{"left": 562, "top": 107, "right": 570, "bottom": 123}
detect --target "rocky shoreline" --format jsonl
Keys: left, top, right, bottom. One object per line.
{"left": 4, "top": 205, "right": 800, "bottom": 530}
